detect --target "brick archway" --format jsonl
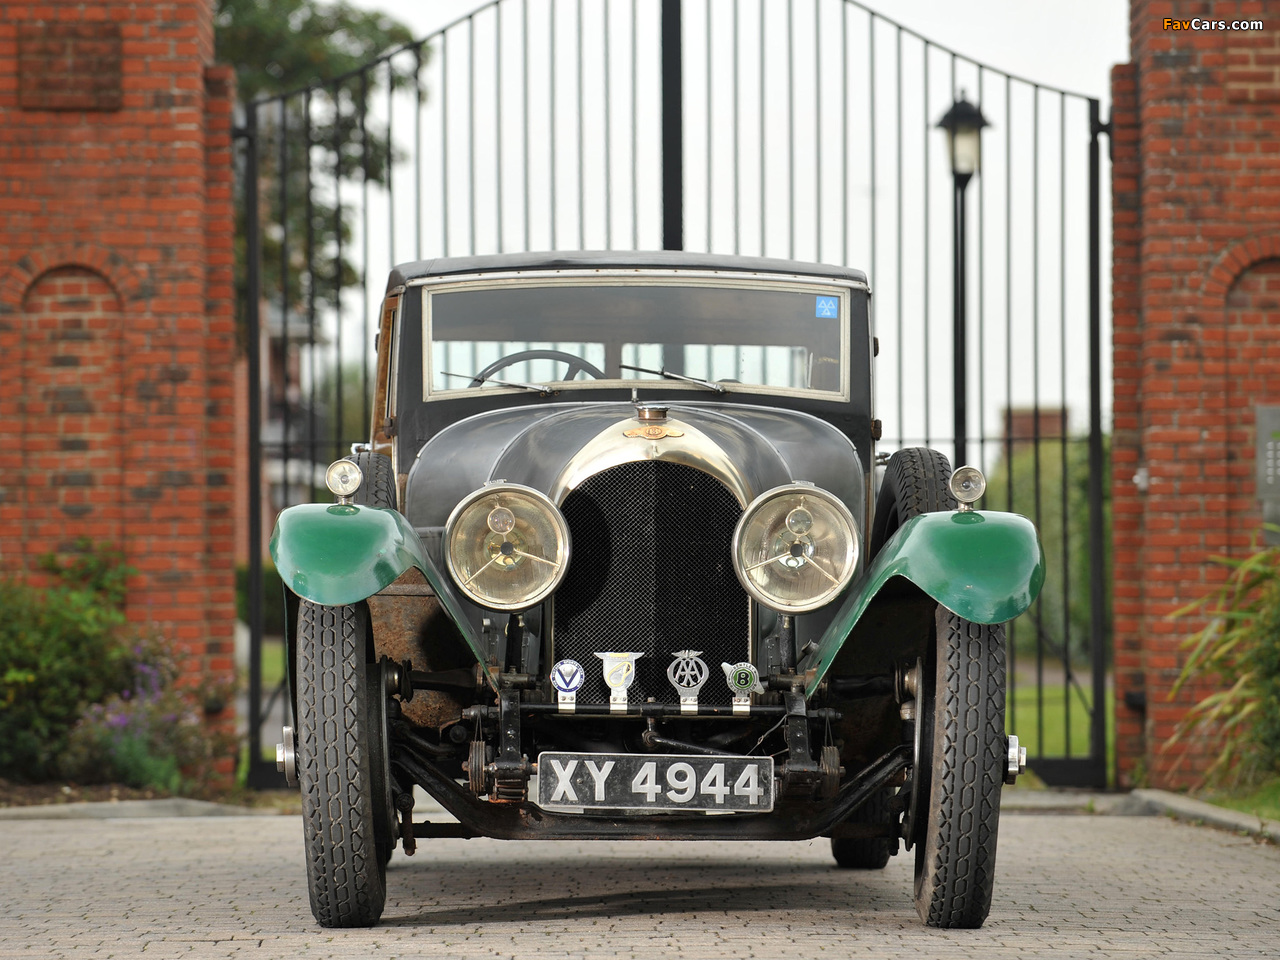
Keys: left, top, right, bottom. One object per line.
{"left": 1203, "top": 234, "right": 1280, "bottom": 306}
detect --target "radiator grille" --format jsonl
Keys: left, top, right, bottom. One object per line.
{"left": 552, "top": 460, "right": 750, "bottom": 705}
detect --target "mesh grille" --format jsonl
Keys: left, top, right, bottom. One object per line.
{"left": 553, "top": 460, "right": 750, "bottom": 705}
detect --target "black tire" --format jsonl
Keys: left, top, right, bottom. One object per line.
{"left": 869, "top": 448, "right": 956, "bottom": 557}
{"left": 830, "top": 786, "right": 895, "bottom": 870}
{"left": 912, "top": 606, "right": 1006, "bottom": 929}
{"left": 297, "top": 600, "right": 392, "bottom": 928}
{"left": 344, "top": 452, "right": 396, "bottom": 510}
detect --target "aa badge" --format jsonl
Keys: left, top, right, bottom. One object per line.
{"left": 667, "top": 650, "right": 710, "bottom": 714}
{"left": 595, "top": 651, "right": 643, "bottom": 713}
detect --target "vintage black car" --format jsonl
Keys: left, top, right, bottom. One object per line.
{"left": 270, "top": 251, "right": 1043, "bottom": 930}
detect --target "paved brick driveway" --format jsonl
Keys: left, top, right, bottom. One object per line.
{"left": 2, "top": 813, "right": 1277, "bottom": 959}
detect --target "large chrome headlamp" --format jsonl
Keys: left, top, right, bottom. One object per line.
{"left": 444, "top": 483, "right": 570, "bottom": 611}
{"left": 732, "top": 483, "right": 859, "bottom": 613}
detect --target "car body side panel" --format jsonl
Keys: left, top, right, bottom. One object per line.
{"left": 802, "top": 510, "right": 1045, "bottom": 695}
{"left": 270, "top": 502, "right": 485, "bottom": 664}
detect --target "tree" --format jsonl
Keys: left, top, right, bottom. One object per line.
{"left": 215, "top": 0, "right": 422, "bottom": 350}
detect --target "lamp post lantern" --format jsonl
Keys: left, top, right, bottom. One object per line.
{"left": 937, "top": 94, "right": 989, "bottom": 472}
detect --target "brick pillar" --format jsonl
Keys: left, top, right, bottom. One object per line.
{"left": 0, "top": 1, "right": 237, "bottom": 777}
{"left": 1111, "top": 2, "right": 1280, "bottom": 788}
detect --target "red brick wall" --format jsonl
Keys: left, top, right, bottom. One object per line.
{"left": 1112, "top": 1, "right": 1280, "bottom": 788}
{"left": 0, "top": 1, "right": 236, "bottom": 775}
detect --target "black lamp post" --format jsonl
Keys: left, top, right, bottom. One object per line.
{"left": 937, "top": 94, "right": 989, "bottom": 471}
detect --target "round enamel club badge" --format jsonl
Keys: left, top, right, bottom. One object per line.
{"left": 549, "top": 659, "right": 585, "bottom": 695}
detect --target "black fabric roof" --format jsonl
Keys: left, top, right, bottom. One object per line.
{"left": 387, "top": 250, "right": 869, "bottom": 291}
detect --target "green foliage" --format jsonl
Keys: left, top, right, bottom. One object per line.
{"left": 982, "top": 435, "right": 1111, "bottom": 662}
{"left": 59, "top": 634, "right": 230, "bottom": 796}
{"left": 1169, "top": 537, "right": 1280, "bottom": 786}
{"left": 0, "top": 545, "right": 133, "bottom": 780}
{"left": 215, "top": 0, "right": 420, "bottom": 350}
{"left": 235, "top": 561, "right": 287, "bottom": 636}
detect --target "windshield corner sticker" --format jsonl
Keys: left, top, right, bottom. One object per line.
{"left": 550, "top": 659, "right": 585, "bottom": 713}
{"left": 815, "top": 296, "right": 839, "bottom": 318}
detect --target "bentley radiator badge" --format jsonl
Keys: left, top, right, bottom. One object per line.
{"left": 667, "top": 650, "right": 710, "bottom": 714}
{"left": 623, "top": 424, "right": 685, "bottom": 440}
{"left": 722, "top": 661, "right": 765, "bottom": 715}
{"left": 595, "top": 651, "right": 643, "bottom": 713}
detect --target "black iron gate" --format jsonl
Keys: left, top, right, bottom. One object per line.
{"left": 235, "top": 0, "right": 1112, "bottom": 789}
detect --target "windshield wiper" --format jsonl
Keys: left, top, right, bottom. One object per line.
{"left": 440, "top": 371, "right": 559, "bottom": 396}
{"left": 618, "top": 363, "right": 727, "bottom": 394}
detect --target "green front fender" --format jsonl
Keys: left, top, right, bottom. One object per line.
{"left": 270, "top": 503, "right": 431, "bottom": 606}
{"left": 803, "top": 510, "right": 1045, "bottom": 695}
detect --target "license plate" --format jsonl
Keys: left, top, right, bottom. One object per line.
{"left": 535, "top": 752, "right": 774, "bottom": 813}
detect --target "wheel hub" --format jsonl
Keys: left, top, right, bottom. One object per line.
{"left": 1004, "top": 734, "right": 1028, "bottom": 784}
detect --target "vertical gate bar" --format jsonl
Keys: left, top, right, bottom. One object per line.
{"left": 442, "top": 32, "right": 449, "bottom": 256}
{"left": 895, "top": 26, "right": 902, "bottom": 447}
{"left": 922, "top": 43, "right": 930, "bottom": 448}
{"left": 577, "top": 0, "right": 584, "bottom": 247}
{"left": 1088, "top": 97, "right": 1108, "bottom": 784}
{"left": 706, "top": 0, "right": 712, "bottom": 251}
{"left": 951, "top": 51, "right": 964, "bottom": 470}
{"left": 732, "top": 0, "right": 739, "bottom": 254}
{"left": 787, "top": 0, "right": 794, "bottom": 259}
{"left": 304, "top": 91, "right": 317, "bottom": 506}
{"left": 1005, "top": 74, "right": 1015, "bottom": 737}
{"left": 524, "top": 6, "right": 531, "bottom": 251}
{"left": 552, "top": 0, "right": 559, "bottom": 248}
{"left": 279, "top": 98, "right": 291, "bottom": 510}
{"left": 469, "top": 17, "right": 477, "bottom": 254}
{"left": 841, "top": 2, "right": 848, "bottom": 266}
{"left": 759, "top": 0, "right": 765, "bottom": 255}
{"left": 387, "top": 59, "right": 395, "bottom": 267}
{"left": 604, "top": 0, "right": 612, "bottom": 249}
{"left": 332, "top": 83, "right": 344, "bottom": 463}
{"left": 977, "top": 67, "right": 985, "bottom": 480}
{"left": 631, "top": 0, "right": 638, "bottom": 250}
{"left": 661, "top": 0, "right": 683, "bottom": 250}
{"left": 1060, "top": 91, "right": 1071, "bottom": 756}
{"left": 497, "top": 4, "right": 504, "bottom": 252}
{"left": 860, "top": 6, "right": 867, "bottom": 276}
{"left": 1033, "top": 84, "right": 1043, "bottom": 757}
{"left": 414, "top": 45, "right": 423, "bottom": 260}
{"left": 815, "top": 0, "right": 821, "bottom": 262}
{"left": 242, "top": 105, "right": 265, "bottom": 783}
{"left": 359, "top": 71, "right": 371, "bottom": 435}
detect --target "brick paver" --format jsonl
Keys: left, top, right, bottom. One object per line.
{"left": 1, "top": 813, "right": 1277, "bottom": 958}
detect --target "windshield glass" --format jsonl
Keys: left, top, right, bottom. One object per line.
{"left": 422, "top": 279, "right": 848, "bottom": 398}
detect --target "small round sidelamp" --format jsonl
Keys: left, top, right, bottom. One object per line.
{"left": 445, "top": 483, "right": 570, "bottom": 611}
{"left": 732, "top": 484, "right": 859, "bottom": 614}
{"left": 325, "top": 459, "right": 363, "bottom": 499}
{"left": 949, "top": 465, "right": 986, "bottom": 508}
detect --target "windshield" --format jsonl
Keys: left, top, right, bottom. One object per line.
{"left": 422, "top": 278, "right": 848, "bottom": 399}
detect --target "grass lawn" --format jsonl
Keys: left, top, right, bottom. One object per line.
{"left": 1007, "top": 675, "right": 1115, "bottom": 781}
{"left": 1197, "top": 778, "right": 1280, "bottom": 823}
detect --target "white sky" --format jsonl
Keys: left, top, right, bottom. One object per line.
{"left": 316, "top": 0, "right": 1132, "bottom": 459}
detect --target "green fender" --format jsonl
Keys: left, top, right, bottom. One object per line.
{"left": 269, "top": 503, "right": 483, "bottom": 662}
{"left": 803, "top": 510, "right": 1045, "bottom": 696}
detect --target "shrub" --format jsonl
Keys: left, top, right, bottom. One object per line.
{"left": 59, "top": 633, "right": 226, "bottom": 795}
{"left": 0, "top": 545, "right": 133, "bottom": 781}
{"left": 1169, "top": 538, "right": 1280, "bottom": 786}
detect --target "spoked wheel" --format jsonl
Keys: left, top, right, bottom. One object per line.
{"left": 909, "top": 606, "right": 1007, "bottom": 929}
{"left": 296, "top": 600, "right": 396, "bottom": 928}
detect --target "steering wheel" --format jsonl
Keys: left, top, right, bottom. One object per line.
{"left": 470, "top": 349, "right": 608, "bottom": 386}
